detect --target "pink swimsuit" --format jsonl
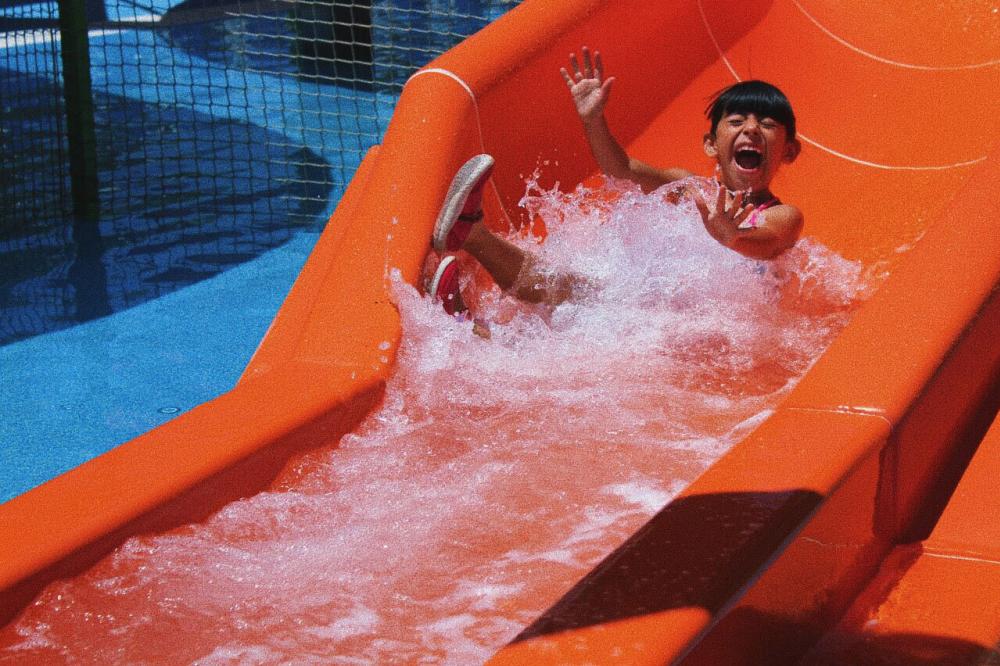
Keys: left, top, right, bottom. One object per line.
{"left": 742, "top": 196, "right": 780, "bottom": 229}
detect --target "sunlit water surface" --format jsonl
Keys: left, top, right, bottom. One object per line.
{"left": 0, "top": 177, "right": 875, "bottom": 664}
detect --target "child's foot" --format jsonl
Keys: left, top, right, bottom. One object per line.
{"left": 433, "top": 154, "right": 495, "bottom": 252}
{"left": 428, "top": 255, "right": 465, "bottom": 315}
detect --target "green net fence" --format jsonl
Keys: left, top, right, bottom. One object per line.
{"left": 0, "top": 0, "right": 519, "bottom": 345}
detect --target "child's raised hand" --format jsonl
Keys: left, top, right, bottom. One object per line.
{"left": 560, "top": 46, "right": 614, "bottom": 124}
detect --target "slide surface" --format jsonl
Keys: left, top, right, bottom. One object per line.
{"left": 2, "top": 0, "right": 1000, "bottom": 663}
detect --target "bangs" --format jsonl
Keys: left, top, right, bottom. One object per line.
{"left": 706, "top": 80, "right": 796, "bottom": 138}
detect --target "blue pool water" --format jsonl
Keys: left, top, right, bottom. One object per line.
{"left": 0, "top": 0, "right": 514, "bottom": 503}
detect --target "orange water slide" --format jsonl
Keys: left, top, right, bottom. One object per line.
{"left": 797, "top": 407, "right": 1000, "bottom": 664}
{"left": 2, "top": 0, "right": 1000, "bottom": 662}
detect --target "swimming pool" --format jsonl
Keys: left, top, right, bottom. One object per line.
{"left": 0, "top": 0, "right": 518, "bottom": 503}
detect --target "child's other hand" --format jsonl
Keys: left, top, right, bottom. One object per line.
{"left": 560, "top": 46, "right": 614, "bottom": 125}
{"left": 693, "top": 188, "right": 754, "bottom": 247}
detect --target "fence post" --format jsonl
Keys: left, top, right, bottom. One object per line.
{"left": 57, "top": 0, "right": 100, "bottom": 222}
{"left": 295, "top": 0, "right": 373, "bottom": 88}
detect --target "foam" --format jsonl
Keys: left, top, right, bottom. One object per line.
{"left": 603, "top": 479, "right": 686, "bottom": 512}
{"left": 0, "top": 176, "right": 872, "bottom": 664}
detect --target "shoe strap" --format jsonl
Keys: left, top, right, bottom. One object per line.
{"left": 458, "top": 210, "right": 484, "bottom": 223}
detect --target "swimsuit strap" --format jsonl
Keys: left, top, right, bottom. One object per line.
{"left": 743, "top": 197, "right": 781, "bottom": 229}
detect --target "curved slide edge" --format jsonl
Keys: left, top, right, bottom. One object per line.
{"left": 797, "top": 400, "right": 1000, "bottom": 663}
{"left": 0, "top": 0, "right": 610, "bottom": 626}
{"left": 0, "top": 147, "right": 393, "bottom": 625}
{"left": 2, "top": 3, "right": 1000, "bottom": 664}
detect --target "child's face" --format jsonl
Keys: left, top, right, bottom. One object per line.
{"left": 704, "top": 112, "right": 800, "bottom": 193}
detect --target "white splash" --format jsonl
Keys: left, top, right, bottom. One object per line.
{"left": 0, "top": 176, "right": 872, "bottom": 665}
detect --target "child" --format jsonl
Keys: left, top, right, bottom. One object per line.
{"left": 428, "top": 46, "right": 802, "bottom": 316}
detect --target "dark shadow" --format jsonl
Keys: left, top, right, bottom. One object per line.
{"left": 686, "top": 605, "right": 999, "bottom": 665}
{"left": 293, "top": 0, "right": 373, "bottom": 87}
{"left": 514, "top": 490, "right": 825, "bottom": 641}
{"left": 898, "top": 371, "right": 1000, "bottom": 543}
{"left": 158, "top": 0, "right": 504, "bottom": 93}
{"left": 806, "top": 630, "right": 1000, "bottom": 665}
{"left": 84, "top": 0, "right": 106, "bottom": 23}
{"left": 368, "top": 1, "right": 508, "bottom": 91}
{"left": 512, "top": 490, "right": 1000, "bottom": 664}
{"left": 0, "top": 67, "right": 334, "bottom": 346}
{"left": 68, "top": 212, "right": 110, "bottom": 321}
{"left": 159, "top": 0, "right": 374, "bottom": 87}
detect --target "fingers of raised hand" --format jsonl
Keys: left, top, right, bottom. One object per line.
{"left": 568, "top": 48, "right": 602, "bottom": 83}
{"left": 560, "top": 67, "right": 574, "bottom": 88}
{"left": 581, "top": 46, "right": 596, "bottom": 78}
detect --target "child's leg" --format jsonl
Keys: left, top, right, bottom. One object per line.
{"left": 462, "top": 222, "right": 526, "bottom": 292}
{"left": 432, "top": 155, "right": 580, "bottom": 307}
{"left": 462, "top": 222, "right": 577, "bottom": 305}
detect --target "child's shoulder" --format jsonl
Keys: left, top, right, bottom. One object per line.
{"left": 761, "top": 201, "right": 804, "bottom": 235}
{"left": 767, "top": 201, "right": 803, "bottom": 220}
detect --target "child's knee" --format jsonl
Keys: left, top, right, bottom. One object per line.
{"left": 514, "top": 281, "right": 549, "bottom": 304}
{"left": 512, "top": 272, "right": 576, "bottom": 305}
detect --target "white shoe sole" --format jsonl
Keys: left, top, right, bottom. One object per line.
{"left": 428, "top": 254, "right": 457, "bottom": 299}
{"left": 432, "top": 154, "right": 495, "bottom": 252}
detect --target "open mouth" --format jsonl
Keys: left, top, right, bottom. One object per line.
{"left": 734, "top": 148, "right": 763, "bottom": 171}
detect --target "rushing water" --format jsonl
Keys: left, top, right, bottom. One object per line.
{"left": 0, "top": 176, "right": 874, "bottom": 664}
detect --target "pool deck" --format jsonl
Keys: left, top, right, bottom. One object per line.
{"left": 0, "top": 231, "right": 318, "bottom": 503}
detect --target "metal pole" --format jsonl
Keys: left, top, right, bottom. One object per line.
{"left": 295, "top": 0, "right": 373, "bottom": 88}
{"left": 58, "top": 0, "right": 108, "bottom": 320}
{"left": 57, "top": 0, "right": 100, "bottom": 222}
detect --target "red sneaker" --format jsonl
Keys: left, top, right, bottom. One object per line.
{"left": 433, "top": 154, "right": 495, "bottom": 252}
{"left": 428, "top": 255, "right": 465, "bottom": 315}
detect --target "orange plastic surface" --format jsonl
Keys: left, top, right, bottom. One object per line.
{"left": 800, "top": 410, "right": 1000, "bottom": 665}
{"left": 2, "top": 0, "right": 1000, "bottom": 661}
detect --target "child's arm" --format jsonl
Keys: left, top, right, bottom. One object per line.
{"left": 694, "top": 189, "right": 804, "bottom": 260}
{"left": 561, "top": 48, "right": 689, "bottom": 193}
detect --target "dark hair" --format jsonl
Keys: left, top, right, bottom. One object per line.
{"left": 706, "top": 80, "right": 796, "bottom": 139}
